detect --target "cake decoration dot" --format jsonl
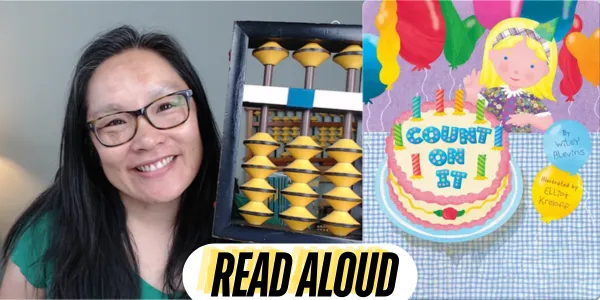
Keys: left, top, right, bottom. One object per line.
{"left": 423, "top": 126, "right": 441, "bottom": 144}
{"left": 459, "top": 127, "right": 477, "bottom": 144}
{"left": 436, "top": 169, "right": 450, "bottom": 188}
{"left": 447, "top": 148, "right": 465, "bottom": 165}
{"left": 429, "top": 149, "right": 447, "bottom": 166}
{"left": 450, "top": 171, "right": 468, "bottom": 189}
{"left": 406, "top": 127, "right": 423, "bottom": 144}
{"left": 441, "top": 126, "right": 459, "bottom": 143}
{"left": 477, "top": 127, "right": 492, "bottom": 144}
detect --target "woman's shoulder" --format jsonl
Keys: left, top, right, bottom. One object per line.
{"left": 9, "top": 211, "right": 57, "bottom": 288}
{"left": 13, "top": 211, "right": 56, "bottom": 241}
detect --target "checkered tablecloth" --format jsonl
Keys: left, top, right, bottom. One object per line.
{"left": 363, "top": 132, "right": 600, "bottom": 300}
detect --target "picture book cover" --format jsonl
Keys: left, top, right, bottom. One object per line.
{"left": 362, "top": 0, "right": 599, "bottom": 298}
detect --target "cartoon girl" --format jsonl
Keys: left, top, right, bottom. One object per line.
{"left": 463, "top": 17, "right": 558, "bottom": 133}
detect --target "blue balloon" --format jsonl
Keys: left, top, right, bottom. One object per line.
{"left": 543, "top": 120, "right": 592, "bottom": 175}
{"left": 520, "top": 0, "right": 578, "bottom": 42}
{"left": 554, "top": 0, "right": 578, "bottom": 42}
{"left": 362, "top": 33, "right": 386, "bottom": 104}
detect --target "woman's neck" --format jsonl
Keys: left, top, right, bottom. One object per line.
{"left": 121, "top": 193, "right": 180, "bottom": 235}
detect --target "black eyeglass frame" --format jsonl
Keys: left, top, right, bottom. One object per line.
{"left": 87, "top": 89, "right": 193, "bottom": 147}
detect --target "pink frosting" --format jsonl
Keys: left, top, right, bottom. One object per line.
{"left": 386, "top": 101, "right": 510, "bottom": 205}
{"left": 387, "top": 177, "right": 513, "bottom": 230}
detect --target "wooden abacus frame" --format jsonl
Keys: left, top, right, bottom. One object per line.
{"left": 214, "top": 21, "right": 362, "bottom": 243}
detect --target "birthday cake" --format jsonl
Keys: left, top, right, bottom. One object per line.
{"left": 385, "top": 96, "right": 512, "bottom": 230}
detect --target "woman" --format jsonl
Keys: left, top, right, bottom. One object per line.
{"left": 0, "top": 25, "right": 221, "bottom": 298}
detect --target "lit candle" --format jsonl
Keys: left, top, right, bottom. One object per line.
{"left": 475, "top": 154, "right": 487, "bottom": 180}
{"left": 492, "top": 126, "right": 503, "bottom": 150}
{"left": 453, "top": 85, "right": 465, "bottom": 115}
{"left": 411, "top": 153, "right": 422, "bottom": 179}
{"left": 474, "top": 99, "right": 486, "bottom": 124}
{"left": 435, "top": 84, "right": 445, "bottom": 116}
{"left": 411, "top": 94, "right": 422, "bottom": 121}
{"left": 393, "top": 123, "right": 404, "bottom": 150}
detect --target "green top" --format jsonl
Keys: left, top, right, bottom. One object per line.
{"left": 10, "top": 213, "right": 178, "bottom": 299}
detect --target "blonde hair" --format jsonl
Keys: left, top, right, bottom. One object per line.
{"left": 480, "top": 18, "right": 558, "bottom": 101}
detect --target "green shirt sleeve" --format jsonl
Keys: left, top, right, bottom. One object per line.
{"left": 9, "top": 213, "right": 53, "bottom": 289}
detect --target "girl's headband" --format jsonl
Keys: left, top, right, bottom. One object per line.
{"left": 493, "top": 28, "right": 551, "bottom": 63}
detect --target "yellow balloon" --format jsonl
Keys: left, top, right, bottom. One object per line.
{"left": 531, "top": 165, "right": 583, "bottom": 223}
{"left": 375, "top": 0, "right": 400, "bottom": 89}
{"left": 375, "top": 0, "right": 395, "bottom": 30}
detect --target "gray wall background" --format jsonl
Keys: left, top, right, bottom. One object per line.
{"left": 0, "top": 1, "right": 362, "bottom": 247}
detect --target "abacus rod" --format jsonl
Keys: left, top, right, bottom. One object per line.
{"left": 301, "top": 66, "right": 315, "bottom": 136}
{"left": 358, "top": 68, "right": 362, "bottom": 92}
{"left": 343, "top": 68, "right": 357, "bottom": 139}
{"left": 259, "top": 65, "right": 274, "bottom": 132}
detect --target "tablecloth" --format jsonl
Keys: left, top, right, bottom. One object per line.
{"left": 363, "top": 132, "right": 600, "bottom": 299}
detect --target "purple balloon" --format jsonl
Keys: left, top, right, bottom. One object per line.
{"left": 473, "top": 0, "right": 523, "bottom": 30}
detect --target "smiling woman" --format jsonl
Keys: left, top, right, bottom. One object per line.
{"left": 0, "top": 25, "right": 221, "bottom": 298}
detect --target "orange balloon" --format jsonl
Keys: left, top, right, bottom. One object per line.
{"left": 566, "top": 29, "right": 600, "bottom": 86}
{"left": 375, "top": 0, "right": 394, "bottom": 30}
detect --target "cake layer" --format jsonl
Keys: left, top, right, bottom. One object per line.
{"left": 387, "top": 172, "right": 512, "bottom": 230}
{"left": 386, "top": 101, "right": 510, "bottom": 205}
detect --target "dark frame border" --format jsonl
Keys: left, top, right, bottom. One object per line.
{"left": 213, "top": 21, "right": 362, "bottom": 243}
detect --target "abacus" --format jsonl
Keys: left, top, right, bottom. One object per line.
{"left": 214, "top": 21, "right": 362, "bottom": 243}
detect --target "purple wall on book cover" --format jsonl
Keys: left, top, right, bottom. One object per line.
{"left": 363, "top": 0, "right": 600, "bottom": 132}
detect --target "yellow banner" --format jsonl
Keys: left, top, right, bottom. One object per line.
{"left": 182, "top": 244, "right": 417, "bottom": 299}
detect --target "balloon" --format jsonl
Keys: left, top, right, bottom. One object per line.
{"left": 554, "top": 0, "right": 579, "bottom": 41}
{"left": 464, "top": 16, "right": 486, "bottom": 44}
{"left": 570, "top": 14, "right": 583, "bottom": 32}
{"left": 520, "top": 0, "right": 578, "bottom": 42}
{"left": 558, "top": 45, "right": 583, "bottom": 102}
{"left": 363, "top": 33, "right": 387, "bottom": 104}
{"left": 532, "top": 165, "right": 583, "bottom": 223}
{"left": 566, "top": 29, "right": 600, "bottom": 86}
{"left": 558, "top": 14, "right": 583, "bottom": 102}
{"left": 440, "top": 0, "right": 485, "bottom": 69}
{"left": 473, "top": 0, "right": 522, "bottom": 30}
{"left": 395, "top": 0, "right": 446, "bottom": 71}
{"left": 375, "top": 0, "right": 401, "bottom": 89}
{"left": 543, "top": 120, "right": 592, "bottom": 175}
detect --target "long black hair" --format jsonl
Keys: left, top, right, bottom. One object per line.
{"left": 1, "top": 25, "right": 221, "bottom": 298}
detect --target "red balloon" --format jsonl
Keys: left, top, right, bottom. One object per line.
{"left": 559, "top": 14, "right": 583, "bottom": 102}
{"left": 396, "top": 0, "right": 446, "bottom": 71}
{"left": 571, "top": 14, "right": 583, "bottom": 33}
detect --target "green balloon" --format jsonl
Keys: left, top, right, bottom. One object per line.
{"left": 464, "top": 15, "right": 485, "bottom": 45}
{"left": 440, "top": 0, "right": 485, "bottom": 69}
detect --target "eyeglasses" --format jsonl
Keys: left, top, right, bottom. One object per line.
{"left": 87, "top": 89, "right": 193, "bottom": 147}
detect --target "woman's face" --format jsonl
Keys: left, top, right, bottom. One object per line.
{"left": 86, "top": 49, "right": 203, "bottom": 204}
{"left": 490, "top": 39, "right": 549, "bottom": 88}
